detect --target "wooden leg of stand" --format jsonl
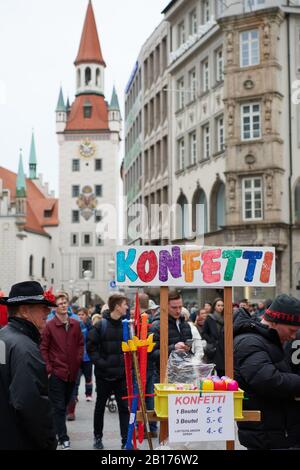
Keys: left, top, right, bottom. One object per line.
{"left": 159, "top": 286, "right": 169, "bottom": 444}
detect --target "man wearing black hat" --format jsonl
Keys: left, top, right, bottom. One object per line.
{"left": 0, "top": 281, "right": 57, "bottom": 450}
{"left": 234, "top": 294, "right": 300, "bottom": 450}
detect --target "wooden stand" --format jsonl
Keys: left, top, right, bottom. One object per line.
{"left": 139, "top": 285, "right": 261, "bottom": 449}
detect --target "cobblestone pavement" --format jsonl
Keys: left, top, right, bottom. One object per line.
{"left": 68, "top": 382, "right": 245, "bottom": 451}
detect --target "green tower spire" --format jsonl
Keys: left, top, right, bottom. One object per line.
{"left": 29, "top": 131, "right": 37, "bottom": 179}
{"left": 16, "top": 150, "right": 26, "bottom": 198}
{"left": 56, "top": 86, "right": 66, "bottom": 112}
{"left": 109, "top": 85, "right": 120, "bottom": 111}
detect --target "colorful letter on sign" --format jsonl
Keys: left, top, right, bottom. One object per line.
{"left": 115, "top": 246, "right": 276, "bottom": 288}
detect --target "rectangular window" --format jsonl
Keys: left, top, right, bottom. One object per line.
{"left": 189, "top": 131, "right": 197, "bottom": 165}
{"left": 240, "top": 30, "right": 260, "bottom": 67}
{"left": 177, "top": 138, "right": 185, "bottom": 170}
{"left": 95, "top": 210, "right": 102, "bottom": 223}
{"left": 217, "top": 116, "right": 225, "bottom": 152}
{"left": 188, "top": 68, "right": 197, "bottom": 102}
{"left": 177, "top": 21, "right": 185, "bottom": 47}
{"left": 202, "top": 59, "right": 209, "bottom": 92}
{"left": 96, "top": 234, "right": 103, "bottom": 246}
{"left": 216, "top": 0, "right": 225, "bottom": 17}
{"left": 241, "top": 103, "right": 261, "bottom": 140}
{"left": 216, "top": 49, "right": 224, "bottom": 82}
{"left": 72, "top": 210, "right": 80, "bottom": 223}
{"left": 189, "top": 9, "right": 198, "bottom": 35}
{"left": 72, "top": 185, "right": 80, "bottom": 197}
{"left": 80, "top": 258, "right": 95, "bottom": 278}
{"left": 71, "top": 233, "right": 78, "bottom": 246}
{"left": 244, "top": 0, "right": 265, "bottom": 12}
{"left": 95, "top": 185, "right": 102, "bottom": 197}
{"left": 203, "top": 124, "right": 210, "bottom": 160}
{"left": 243, "top": 177, "right": 263, "bottom": 220}
{"left": 95, "top": 159, "right": 102, "bottom": 171}
{"left": 44, "top": 210, "right": 52, "bottom": 218}
{"left": 177, "top": 77, "right": 185, "bottom": 110}
{"left": 72, "top": 159, "right": 80, "bottom": 172}
{"left": 82, "top": 233, "right": 92, "bottom": 246}
{"left": 202, "top": 0, "right": 210, "bottom": 24}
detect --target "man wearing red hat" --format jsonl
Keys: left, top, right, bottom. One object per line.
{"left": 0, "top": 281, "right": 57, "bottom": 450}
{"left": 234, "top": 294, "right": 300, "bottom": 450}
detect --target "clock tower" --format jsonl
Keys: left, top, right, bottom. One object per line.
{"left": 56, "top": 0, "right": 121, "bottom": 303}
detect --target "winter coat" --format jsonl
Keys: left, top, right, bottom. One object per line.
{"left": 202, "top": 312, "right": 225, "bottom": 375}
{"left": 40, "top": 316, "right": 84, "bottom": 383}
{"left": 86, "top": 311, "right": 126, "bottom": 381}
{"left": 149, "top": 314, "right": 192, "bottom": 370}
{"left": 0, "top": 317, "right": 57, "bottom": 450}
{"left": 234, "top": 309, "right": 300, "bottom": 450}
{"left": 80, "top": 318, "right": 93, "bottom": 362}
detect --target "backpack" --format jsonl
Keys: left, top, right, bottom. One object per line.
{"left": 96, "top": 318, "right": 108, "bottom": 340}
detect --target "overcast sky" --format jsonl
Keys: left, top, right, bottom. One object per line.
{"left": 0, "top": 0, "right": 167, "bottom": 194}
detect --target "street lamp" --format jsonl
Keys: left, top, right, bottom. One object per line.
{"left": 83, "top": 270, "right": 92, "bottom": 307}
{"left": 69, "top": 279, "right": 75, "bottom": 300}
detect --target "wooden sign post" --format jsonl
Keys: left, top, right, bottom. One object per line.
{"left": 159, "top": 286, "right": 169, "bottom": 443}
{"left": 224, "top": 286, "right": 235, "bottom": 450}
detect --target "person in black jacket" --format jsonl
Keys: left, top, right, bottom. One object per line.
{"left": 234, "top": 294, "right": 300, "bottom": 450}
{"left": 0, "top": 281, "right": 57, "bottom": 450}
{"left": 150, "top": 291, "right": 192, "bottom": 374}
{"left": 87, "top": 293, "right": 129, "bottom": 450}
{"left": 202, "top": 297, "right": 225, "bottom": 375}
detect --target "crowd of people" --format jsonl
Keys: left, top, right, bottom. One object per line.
{"left": 2, "top": 281, "right": 300, "bottom": 450}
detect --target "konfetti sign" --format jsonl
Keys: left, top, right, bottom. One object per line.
{"left": 115, "top": 246, "right": 276, "bottom": 288}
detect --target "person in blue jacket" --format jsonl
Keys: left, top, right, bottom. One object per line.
{"left": 67, "top": 308, "right": 93, "bottom": 420}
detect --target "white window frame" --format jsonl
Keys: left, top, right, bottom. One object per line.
{"left": 177, "top": 138, "right": 185, "bottom": 170}
{"left": 82, "top": 233, "right": 92, "bottom": 247}
{"left": 242, "top": 177, "right": 263, "bottom": 221}
{"left": 177, "top": 21, "right": 185, "bottom": 47}
{"left": 216, "top": 0, "right": 225, "bottom": 17}
{"left": 216, "top": 49, "right": 224, "bottom": 82}
{"left": 217, "top": 116, "right": 225, "bottom": 152}
{"left": 189, "top": 131, "right": 197, "bottom": 165}
{"left": 202, "top": 0, "right": 210, "bottom": 24}
{"left": 202, "top": 59, "right": 209, "bottom": 92}
{"left": 177, "top": 77, "right": 185, "bottom": 110}
{"left": 189, "top": 9, "right": 198, "bottom": 35}
{"left": 188, "top": 68, "right": 197, "bottom": 101}
{"left": 203, "top": 124, "right": 210, "bottom": 160}
{"left": 240, "top": 30, "right": 260, "bottom": 67}
{"left": 71, "top": 233, "right": 78, "bottom": 247}
{"left": 244, "top": 0, "right": 265, "bottom": 12}
{"left": 241, "top": 102, "right": 261, "bottom": 140}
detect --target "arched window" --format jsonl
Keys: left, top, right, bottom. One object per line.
{"left": 192, "top": 187, "right": 208, "bottom": 235}
{"left": 216, "top": 183, "right": 225, "bottom": 229}
{"left": 42, "top": 258, "right": 46, "bottom": 278}
{"left": 29, "top": 255, "right": 34, "bottom": 277}
{"left": 295, "top": 181, "right": 300, "bottom": 223}
{"left": 85, "top": 67, "right": 92, "bottom": 86}
{"left": 96, "top": 68, "right": 100, "bottom": 87}
{"left": 210, "top": 181, "right": 225, "bottom": 232}
{"left": 176, "top": 193, "right": 190, "bottom": 239}
{"left": 77, "top": 69, "right": 81, "bottom": 88}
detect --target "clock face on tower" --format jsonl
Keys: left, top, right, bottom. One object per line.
{"left": 79, "top": 139, "right": 96, "bottom": 159}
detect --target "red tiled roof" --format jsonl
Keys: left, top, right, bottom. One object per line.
{"left": 0, "top": 167, "right": 58, "bottom": 236}
{"left": 65, "top": 94, "right": 109, "bottom": 132}
{"left": 75, "top": 1, "right": 106, "bottom": 67}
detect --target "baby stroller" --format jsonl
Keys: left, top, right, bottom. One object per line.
{"left": 106, "top": 394, "right": 117, "bottom": 413}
